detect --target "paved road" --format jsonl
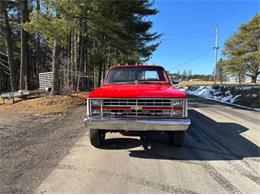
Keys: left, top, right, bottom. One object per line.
{"left": 1, "top": 96, "right": 260, "bottom": 193}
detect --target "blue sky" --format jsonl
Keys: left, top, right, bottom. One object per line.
{"left": 147, "top": 0, "right": 260, "bottom": 74}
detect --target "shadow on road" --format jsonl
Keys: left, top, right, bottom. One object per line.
{"left": 102, "top": 109, "right": 259, "bottom": 161}
{"left": 102, "top": 138, "right": 141, "bottom": 150}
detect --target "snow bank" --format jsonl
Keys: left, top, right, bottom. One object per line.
{"left": 181, "top": 85, "right": 260, "bottom": 112}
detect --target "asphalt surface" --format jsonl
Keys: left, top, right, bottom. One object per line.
{"left": 0, "top": 96, "right": 260, "bottom": 193}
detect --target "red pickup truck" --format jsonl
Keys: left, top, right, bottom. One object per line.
{"left": 84, "top": 64, "right": 190, "bottom": 147}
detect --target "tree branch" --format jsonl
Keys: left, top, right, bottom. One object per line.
{"left": 0, "top": 61, "right": 9, "bottom": 70}
{"left": 0, "top": 52, "right": 7, "bottom": 57}
{"left": 0, "top": 26, "right": 6, "bottom": 37}
{"left": 0, "top": 57, "right": 8, "bottom": 64}
{"left": 3, "top": 71, "right": 10, "bottom": 75}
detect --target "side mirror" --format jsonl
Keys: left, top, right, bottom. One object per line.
{"left": 170, "top": 76, "right": 180, "bottom": 84}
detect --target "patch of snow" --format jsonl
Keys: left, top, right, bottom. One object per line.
{"left": 240, "top": 86, "right": 254, "bottom": 90}
{"left": 186, "top": 85, "right": 260, "bottom": 112}
{"left": 225, "top": 90, "right": 231, "bottom": 96}
{"left": 213, "top": 91, "right": 222, "bottom": 96}
{"left": 230, "top": 95, "right": 241, "bottom": 103}
{"left": 220, "top": 95, "right": 234, "bottom": 102}
{"left": 212, "top": 96, "right": 223, "bottom": 100}
{"left": 178, "top": 86, "right": 188, "bottom": 92}
{"left": 197, "top": 89, "right": 213, "bottom": 98}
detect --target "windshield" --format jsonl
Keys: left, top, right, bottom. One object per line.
{"left": 105, "top": 66, "right": 169, "bottom": 84}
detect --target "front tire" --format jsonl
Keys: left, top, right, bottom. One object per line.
{"left": 169, "top": 131, "right": 185, "bottom": 147}
{"left": 90, "top": 129, "right": 105, "bottom": 147}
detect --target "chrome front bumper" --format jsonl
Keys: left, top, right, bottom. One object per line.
{"left": 84, "top": 116, "right": 191, "bottom": 131}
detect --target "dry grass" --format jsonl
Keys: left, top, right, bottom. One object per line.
{"left": 69, "top": 91, "right": 89, "bottom": 100}
{"left": 0, "top": 92, "right": 88, "bottom": 116}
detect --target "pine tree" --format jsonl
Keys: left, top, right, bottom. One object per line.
{"left": 223, "top": 14, "right": 260, "bottom": 83}
{"left": 0, "top": 0, "right": 17, "bottom": 93}
{"left": 1, "top": 0, "right": 161, "bottom": 94}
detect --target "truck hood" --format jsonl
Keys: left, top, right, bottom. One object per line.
{"left": 88, "top": 84, "right": 187, "bottom": 98}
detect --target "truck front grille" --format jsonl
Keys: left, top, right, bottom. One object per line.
{"left": 103, "top": 99, "right": 172, "bottom": 106}
{"left": 89, "top": 98, "right": 187, "bottom": 118}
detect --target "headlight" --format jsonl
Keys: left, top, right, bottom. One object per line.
{"left": 91, "top": 109, "right": 101, "bottom": 116}
{"left": 172, "top": 100, "right": 183, "bottom": 107}
{"left": 91, "top": 99, "right": 102, "bottom": 106}
{"left": 171, "top": 99, "right": 187, "bottom": 118}
{"left": 89, "top": 99, "right": 102, "bottom": 116}
{"left": 172, "top": 110, "right": 183, "bottom": 117}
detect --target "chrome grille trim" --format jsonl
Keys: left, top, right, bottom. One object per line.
{"left": 103, "top": 109, "right": 173, "bottom": 118}
{"left": 103, "top": 99, "right": 172, "bottom": 106}
{"left": 88, "top": 98, "right": 187, "bottom": 118}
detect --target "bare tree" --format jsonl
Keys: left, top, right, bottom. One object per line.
{"left": 50, "top": 40, "right": 61, "bottom": 95}
{"left": 0, "top": 1, "right": 17, "bottom": 92}
{"left": 35, "top": 0, "right": 40, "bottom": 74}
{"left": 20, "top": 0, "right": 29, "bottom": 90}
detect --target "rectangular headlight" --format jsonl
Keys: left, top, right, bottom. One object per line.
{"left": 172, "top": 110, "right": 183, "bottom": 117}
{"left": 91, "top": 109, "right": 101, "bottom": 116}
{"left": 89, "top": 99, "right": 102, "bottom": 116}
{"left": 91, "top": 99, "right": 102, "bottom": 106}
{"left": 171, "top": 99, "right": 188, "bottom": 118}
{"left": 172, "top": 100, "right": 184, "bottom": 107}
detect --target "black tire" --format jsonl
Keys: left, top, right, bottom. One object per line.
{"left": 90, "top": 129, "right": 105, "bottom": 147}
{"left": 169, "top": 131, "right": 185, "bottom": 147}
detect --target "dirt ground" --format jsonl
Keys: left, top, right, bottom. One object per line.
{"left": 0, "top": 92, "right": 87, "bottom": 116}
{"left": 0, "top": 92, "right": 88, "bottom": 193}
{"left": 0, "top": 102, "right": 87, "bottom": 193}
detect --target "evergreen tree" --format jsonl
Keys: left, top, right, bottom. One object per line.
{"left": 223, "top": 14, "right": 260, "bottom": 83}
{"left": 0, "top": 0, "right": 161, "bottom": 94}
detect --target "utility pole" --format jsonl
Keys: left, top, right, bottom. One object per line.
{"left": 213, "top": 27, "right": 219, "bottom": 84}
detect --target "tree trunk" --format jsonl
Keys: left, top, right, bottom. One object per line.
{"left": 50, "top": 40, "right": 61, "bottom": 95}
{"left": 98, "top": 41, "right": 105, "bottom": 86}
{"left": 20, "top": 0, "right": 29, "bottom": 90}
{"left": 36, "top": 0, "right": 40, "bottom": 74}
{"left": 1, "top": 1, "right": 17, "bottom": 92}
{"left": 77, "top": 18, "right": 85, "bottom": 91}
{"left": 251, "top": 74, "right": 257, "bottom": 83}
{"left": 98, "top": 63, "right": 102, "bottom": 87}
{"left": 78, "top": 17, "right": 85, "bottom": 74}
{"left": 238, "top": 72, "right": 242, "bottom": 85}
{"left": 74, "top": 28, "right": 78, "bottom": 90}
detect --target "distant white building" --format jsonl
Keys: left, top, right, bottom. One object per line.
{"left": 226, "top": 75, "right": 237, "bottom": 82}
{"left": 226, "top": 74, "right": 260, "bottom": 83}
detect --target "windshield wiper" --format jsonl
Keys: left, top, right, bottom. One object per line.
{"left": 112, "top": 81, "right": 136, "bottom": 84}
{"left": 136, "top": 80, "right": 160, "bottom": 84}
{"left": 111, "top": 80, "right": 160, "bottom": 84}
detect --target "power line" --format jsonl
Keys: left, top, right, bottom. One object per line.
{"left": 173, "top": 47, "right": 212, "bottom": 68}
{"left": 162, "top": 32, "right": 214, "bottom": 41}
{"left": 164, "top": 28, "right": 215, "bottom": 36}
